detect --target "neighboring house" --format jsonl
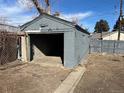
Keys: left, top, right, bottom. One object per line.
{"left": 20, "top": 13, "right": 90, "bottom": 68}
{"left": 91, "top": 32, "right": 110, "bottom": 40}
{"left": 103, "top": 31, "right": 124, "bottom": 41}
{"left": 0, "top": 23, "right": 19, "bottom": 32}
{"left": 91, "top": 31, "right": 124, "bottom": 41}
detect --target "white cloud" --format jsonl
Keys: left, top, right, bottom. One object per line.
{"left": 8, "top": 15, "right": 33, "bottom": 26}
{"left": 60, "top": 12, "right": 93, "bottom": 22}
{"left": 0, "top": 1, "right": 27, "bottom": 15}
{"left": 0, "top": 1, "right": 93, "bottom": 27}
{"left": 0, "top": 1, "right": 33, "bottom": 26}
{"left": 17, "top": 0, "right": 34, "bottom": 9}
{"left": 0, "top": 6, "right": 24, "bottom": 16}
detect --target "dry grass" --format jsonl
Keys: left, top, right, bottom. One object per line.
{"left": 0, "top": 60, "right": 70, "bottom": 93}
{"left": 74, "top": 53, "right": 124, "bottom": 93}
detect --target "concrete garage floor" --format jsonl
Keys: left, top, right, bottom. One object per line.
{"left": 0, "top": 59, "right": 70, "bottom": 93}
{"left": 74, "top": 54, "right": 124, "bottom": 93}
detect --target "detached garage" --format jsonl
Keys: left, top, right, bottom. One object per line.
{"left": 20, "top": 13, "right": 90, "bottom": 68}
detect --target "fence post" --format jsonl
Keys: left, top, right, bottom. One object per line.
{"left": 113, "top": 40, "right": 116, "bottom": 54}
{"left": 101, "top": 40, "right": 103, "bottom": 53}
{"left": 89, "top": 43, "right": 91, "bottom": 54}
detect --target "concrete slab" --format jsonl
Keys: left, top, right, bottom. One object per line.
{"left": 31, "top": 57, "right": 63, "bottom": 67}
{"left": 54, "top": 65, "right": 86, "bottom": 93}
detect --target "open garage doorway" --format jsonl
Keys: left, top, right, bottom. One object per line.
{"left": 29, "top": 33, "right": 64, "bottom": 65}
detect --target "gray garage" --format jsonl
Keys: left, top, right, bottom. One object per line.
{"left": 20, "top": 13, "right": 90, "bottom": 68}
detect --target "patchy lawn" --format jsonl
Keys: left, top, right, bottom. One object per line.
{"left": 74, "top": 53, "right": 124, "bottom": 93}
{"left": 0, "top": 60, "right": 70, "bottom": 93}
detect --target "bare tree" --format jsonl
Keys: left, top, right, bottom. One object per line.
{"left": 17, "top": 0, "right": 51, "bottom": 14}
{"left": 32, "top": 0, "right": 44, "bottom": 14}
{"left": 17, "top": 0, "right": 34, "bottom": 10}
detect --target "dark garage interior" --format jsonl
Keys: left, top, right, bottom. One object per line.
{"left": 29, "top": 33, "right": 64, "bottom": 64}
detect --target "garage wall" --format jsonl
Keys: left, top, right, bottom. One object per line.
{"left": 64, "top": 31, "right": 76, "bottom": 68}
{"left": 23, "top": 16, "right": 73, "bottom": 32}
{"left": 21, "top": 14, "right": 90, "bottom": 68}
{"left": 75, "top": 31, "right": 90, "bottom": 65}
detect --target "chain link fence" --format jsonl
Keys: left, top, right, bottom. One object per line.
{"left": 90, "top": 39, "right": 124, "bottom": 54}
{"left": 0, "top": 31, "right": 18, "bottom": 65}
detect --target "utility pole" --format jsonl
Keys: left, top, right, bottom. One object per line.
{"left": 118, "top": 0, "right": 123, "bottom": 40}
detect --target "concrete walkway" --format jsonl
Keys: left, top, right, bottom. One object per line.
{"left": 54, "top": 65, "right": 86, "bottom": 93}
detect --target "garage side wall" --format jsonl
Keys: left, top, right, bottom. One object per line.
{"left": 75, "top": 31, "right": 90, "bottom": 65}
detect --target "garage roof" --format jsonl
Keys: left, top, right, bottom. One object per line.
{"left": 20, "top": 13, "right": 90, "bottom": 35}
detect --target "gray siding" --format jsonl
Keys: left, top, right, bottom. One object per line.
{"left": 64, "top": 31, "right": 76, "bottom": 68}
{"left": 75, "top": 30, "right": 90, "bottom": 65}
{"left": 64, "top": 30, "right": 90, "bottom": 68}
{"left": 22, "top": 16, "right": 73, "bottom": 32}
{"left": 21, "top": 14, "right": 90, "bottom": 68}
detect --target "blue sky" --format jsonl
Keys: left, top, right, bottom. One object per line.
{"left": 0, "top": 0, "right": 122, "bottom": 32}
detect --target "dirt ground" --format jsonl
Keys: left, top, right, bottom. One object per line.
{"left": 74, "top": 53, "right": 124, "bottom": 93}
{"left": 0, "top": 59, "right": 70, "bottom": 93}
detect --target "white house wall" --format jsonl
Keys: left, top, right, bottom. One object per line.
{"left": 103, "top": 32, "right": 124, "bottom": 41}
